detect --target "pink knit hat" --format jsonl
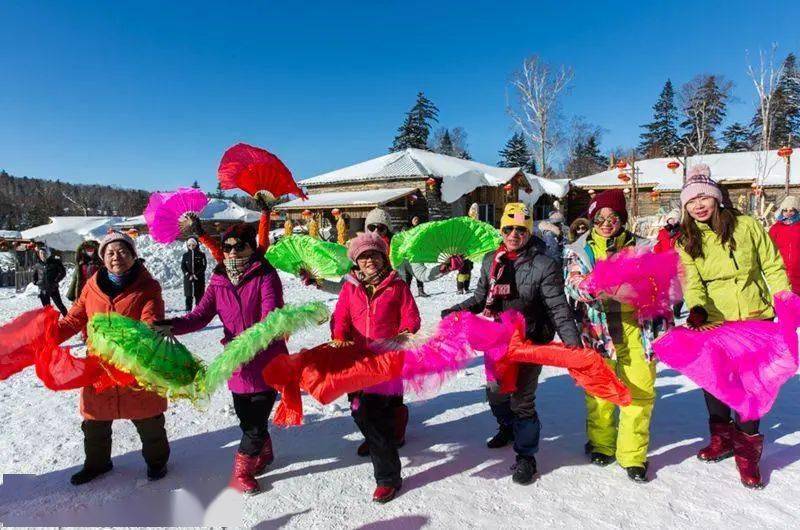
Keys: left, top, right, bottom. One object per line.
{"left": 680, "top": 164, "right": 723, "bottom": 208}
{"left": 99, "top": 231, "right": 137, "bottom": 258}
{"left": 347, "top": 231, "right": 388, "bottom": 262}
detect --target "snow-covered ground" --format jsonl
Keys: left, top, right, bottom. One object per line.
{"left": 1, "top": 271, "right": 800, "bottom": 528}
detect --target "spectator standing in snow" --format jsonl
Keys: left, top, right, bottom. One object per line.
{"left": 181, "top": 238, "right": 207, "bottom": 311}
{"left": 33, "top": 246, "right": 68, "bottom": 316}
{"left": 769, "top": 195, "right": 800, "bottom": 294}
{"left": 442, "top": 203, "right": 581, "bottom": 485}
{"left": 67, "top": 240, "right": 102, "bottom": 303}
{"left": 654, "top": 209, "right": 681, "bottom": 253}
{"left": 57, "top": 232, "right": 170, "bottom": 485}
{"left": 564, "top": 189, "right": 666, "bottom": 483}
{"left": 156, "top": 223, "right": 288, "bottom": 496}
{"left": 568, "top": 217, "right": 590, "bottom": 243}
{"left": 678, "top": 166, "right": 789, "bottom": 489}
{"left": 329, "top": 231, "right": 421, "bottom": 503}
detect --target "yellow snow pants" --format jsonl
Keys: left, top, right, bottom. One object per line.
{"left": 585, "top": 317, "right": 656, "bottom": 468}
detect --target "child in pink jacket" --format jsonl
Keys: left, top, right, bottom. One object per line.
{"left": 330, "top": 231, "right": 420, "bottom": 503}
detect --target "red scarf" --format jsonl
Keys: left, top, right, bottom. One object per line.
{"left": 483, "top": 244, "right": 519, "bottom": 317}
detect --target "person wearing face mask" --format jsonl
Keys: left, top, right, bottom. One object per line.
{"left": 442, "top": 203, "right": 581, "bottom": 485}
{"left": 153, "top": 224, "right": 288, "bottom": 496}
{"left": 329, "top": 231, "right": 421, "bottom": 503}
{"left": 677, "top": 165, "right": 789, "bottom": 489}
{"left": 564, "top": 189, "right": 665, "bottom": 483}
{"left": 654, "top": 209, "right": 682, "bottom": 253}
{"left": 67, "top": 240, "right": 102, "bottom": 303}
{"left": 769, "top": 195, "right": 800, "bottom": 294}
{"left": 57, "top": 232, "right": 170, "bottom": 485}
{"left": 32, "top": 246, "right": 68, "bottom": 316}
{"left": 181, "top": 237, "right": 207, "bottom": 311}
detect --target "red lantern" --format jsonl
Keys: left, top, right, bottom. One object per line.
{"left": 667, "top": 161, "right": 680, "bottom": 172}
{"left": 778, "top": 147, "right": 794, "bottom": 158}
{"left": 618, "top": 173, "right": 631, "bottom": 183}
{"left": 331, "top": 208, "right": 341, "bottom": 217}
{"left": 426, "top": 177, "right": 436, "bottom": 189}
{"left": 302, "top": 209, "right": 312, "bottom": 218}
{"left": 503, "top": 183, "right": 513, "bottom": 193}
{"left": 616, "top": 160, "right": 627, "bottom": 170}
{"left": 649, "top": 190, "right": 660, "bottom": 202}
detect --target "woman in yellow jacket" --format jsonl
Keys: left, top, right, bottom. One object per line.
{"left": 677, "top": 164, "right": 790, "bottom": 489}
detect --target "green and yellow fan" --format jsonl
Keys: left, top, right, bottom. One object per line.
{"left": 266, "top": 235, "right": 351, "bottom": 281}
{"left": 390, "top": 217, "right": 501, "bottom": 268}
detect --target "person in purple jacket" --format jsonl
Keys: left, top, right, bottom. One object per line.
{"left": 154, "top": 223, "right": 287, "bottom": 496}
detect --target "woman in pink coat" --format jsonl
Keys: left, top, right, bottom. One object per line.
{"left": 330, "top": 231, "right": 420, "bottom": 503}
{"left": 155, "top": 223, "right": 287, "bottom": 496}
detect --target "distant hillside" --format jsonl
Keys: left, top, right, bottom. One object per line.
{"left": 0, "top": 170, "right": 150, "bottom": 230}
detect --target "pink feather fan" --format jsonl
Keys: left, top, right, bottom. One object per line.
{"left": 144, "top": 187, "right": 209, "bottom": 243}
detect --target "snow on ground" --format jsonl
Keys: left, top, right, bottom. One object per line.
{"left": 1, "top": 269, "right": 800, "bottom": 528}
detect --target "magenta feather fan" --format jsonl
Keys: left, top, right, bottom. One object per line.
{"left": 144, "top": 188, "right": 209, "bottom": 243}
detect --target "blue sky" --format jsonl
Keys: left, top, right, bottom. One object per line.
{"left": 1, "top": 1, "right": 799, "bottom": 191}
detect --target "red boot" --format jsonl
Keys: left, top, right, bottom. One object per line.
{"left": 697, "top": 419, "right": 735, "bottom": 462}
{"left": 373, "top": 483, "right": 401, "bottom": 503}
{"left": 733, "top": 430, "right": 765, "bottom": 489}
{"left": 229, "top": 452, "right": 260, "bottom": 495}
{"left": 394, "top": 405, "right": 409, "bottom": 448}
{"left": 253, "top": 436, "right": 274, "bottom": 475}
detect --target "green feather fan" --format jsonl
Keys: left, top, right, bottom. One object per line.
{"left": 389, "top": 217, "right": 501, "bottom": 268}
{"left": 266, "top": 235, "right": 351, "bottom": 281}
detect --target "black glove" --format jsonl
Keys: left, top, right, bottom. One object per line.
{"left": 686, "top": 306, "right": 708, "bottom": 329}
{"left": 441, "top": 307, "right": 456, "bottom": 318}
{"left": 152, "top": 319, "right": 175, "bottom": 337}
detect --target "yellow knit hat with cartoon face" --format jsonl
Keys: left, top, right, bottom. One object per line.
{"left": 500, "top": 203, "right": 533, "bottom": 232}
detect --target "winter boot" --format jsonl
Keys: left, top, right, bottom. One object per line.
{"left": 585, "top": 442, "right": 615, "bottom": 466}
{"left": 511, "top": 455, "right": 537, "bottom": 485}
{"left": 394, "top": 404, "right": 409, "bottom": 448}
{"left": 253, "top": 435, "right": 274, "bottom": 475}
{"left": 357, "top": 440, "right": 370, "bottom": 457}
{"left": 733, "top": 430, "right": 765, "bottom": 489}
{"left": 147, "top": 464, "right": 168, "bottom": 481}
{"left": 229, "top": 452, "right": 260, "bottom": 495}
{"left": 697, "top": 419, "right": 735, "bottom": 462}
{"left": 70, "top": 461, "right": 113, "bottom": 485}
{"left": 487, "top": 425, "right": 514, "bottom": 449}
{"left": 373, "top": 481, "right": 402, "bottom": 503}
{"left": 625, "top": 462, "right": 649, "bottom": 483}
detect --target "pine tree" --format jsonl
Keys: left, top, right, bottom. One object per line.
{"left": 436, "top": 129, "right": 455, "bottom": 155}
{"left": 639, "top": 80, "right": 681, "bottom": 157}
{"left": 390, "top": 92, "right": 439, "bottom": 151}
{"left": 679, "top": 75, "right": 732, "bottom": 154}
{"left": 498, "top": 132, "right": 537, "bottom": 173}
{"left": 564, "top": 133, "right": 608, "bottom": 179}
{"left": 772, "top": 53, "right": 800, "bottom": 147}
{"left": 721, "top": 122, "right": 752, "bottom": 152}
{"left": 191, "top": 180, "right": 201, "bottom": 189}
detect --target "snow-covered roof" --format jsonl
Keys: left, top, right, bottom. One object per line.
{"left": 21, "top": 216, "right": 125, "bottom": 251}
{"left": 275, "top": 188, "right": 418, "bottom": 210}
{"left": 0, "top": 230, "right": 22, "bottom": 239}
{"left": 572, "top": 149, "right": 800, "bottom": 191}
{"left": 302, "top": 148, "right": 521, "bottom": 188}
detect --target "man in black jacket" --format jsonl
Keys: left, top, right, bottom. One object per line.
{"left": 181, "top": 238, "right": 207, "bottom": 311}
{"left": 33, "top": 246, "right": 68, "bottom": 316}
{"left": 443, "top": 203, "right": 581, "bottom": 485}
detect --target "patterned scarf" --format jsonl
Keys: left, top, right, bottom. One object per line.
{"left": 224, "top": 257, "right": 251, "bottom": 286}
{"left": 777, "top": 211, "right": 800, "bottom": 225}
{"left": 483, "top": 244, "right": 519, "bottom": 317}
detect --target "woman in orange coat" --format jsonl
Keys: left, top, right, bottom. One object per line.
{"left": 58, "top": 231, "right": 170, "bottom": 486}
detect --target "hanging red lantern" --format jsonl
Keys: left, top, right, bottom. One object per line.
{"left": 618, "top": 173, "right": 631, "bottom": 183}
{"left": 426, "top": 177, "right": 436, "bottom": 189}
{"left": 778, "top": 147, "right": 794, "bottom": 158}
{"left": 616, "top": 160, "right": 627, "bottom": 170}
{"left": 302, "top": 209, "right": 312, "bottom": 218}
{"left": 331, "top": 208, "right": 341, "bottom": 217}
{"left": 649, "top": 190, "right": 661, "bottom": 202}
{"left": 503, "top": 183, "right": 514, "bottom": 194}
{"left": 667, "top": 161, "right": 680, "bottom": 172}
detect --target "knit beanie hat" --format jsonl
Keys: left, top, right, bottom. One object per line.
{"left": 680, "top": 164, "right": 723, "bottom": 209}
{"left": 500, "top": 203, "right": 534, "bottom": 231}
{"left": 99, "top": 231, "right": 137, "bottom": 258}
{"left": 779, "top": 195, "right": 800, "bottom": 212}
{"left": 364, "top": 208, "right": 394, "bottom": 232}
{"left": 347, "top": 231, "right": 389, "bottom": 262}
{"left": 587, "top": 189, "right": 628, "bottom": 225}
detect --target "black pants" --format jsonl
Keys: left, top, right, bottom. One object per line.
{"left": 352, "top": 393, "right": 401, "bottom": 487}
{"left": 486, "top": 364, "right": 542, "bottom": 456}
{"left": 402, "top": 271, "right": 425, "bottom": 295}
{"left": 232, "top": 390, "right": 277, "bottom": 456}
{"left": 184, "top": 280, "right": 205, "bottom": 311}
{"left": 81, "top": 414, "right": 170, "bottom": 469}
{"left": 40, "top": 290, "right": 68, "bottom": 316}
{"left": 704, "top": 390, "right": 759, "bottom": 435}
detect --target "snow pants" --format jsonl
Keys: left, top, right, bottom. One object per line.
{"left": 486, "top": 364, "right": 542, "bottom": 457}
{"left": 585, "top": 321, "right": 656, "bottom": 468}
{"left": 81, "top": 414, "right": 170, "bottom": 470}
{"left": 232, "top": 390, "right": 276, "bottom": 456}
{"left": 351, "top": 393, "right": 402, "bottom": 487}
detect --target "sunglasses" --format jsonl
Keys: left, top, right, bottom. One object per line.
{"left": 501, "top": 226, "right": 529, "bottom": 236}
{"left": 367, "top": 224, "right": 388, "bottom": 234}
{"left": 593, "top": 214, "right": 620, "bottom": 226}
{"left": 222, "top": 241, "right": 248, "bottom": 253}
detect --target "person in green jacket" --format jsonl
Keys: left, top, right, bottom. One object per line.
{"left": 677, "top": 164, "right": 790, "bottom": 490}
